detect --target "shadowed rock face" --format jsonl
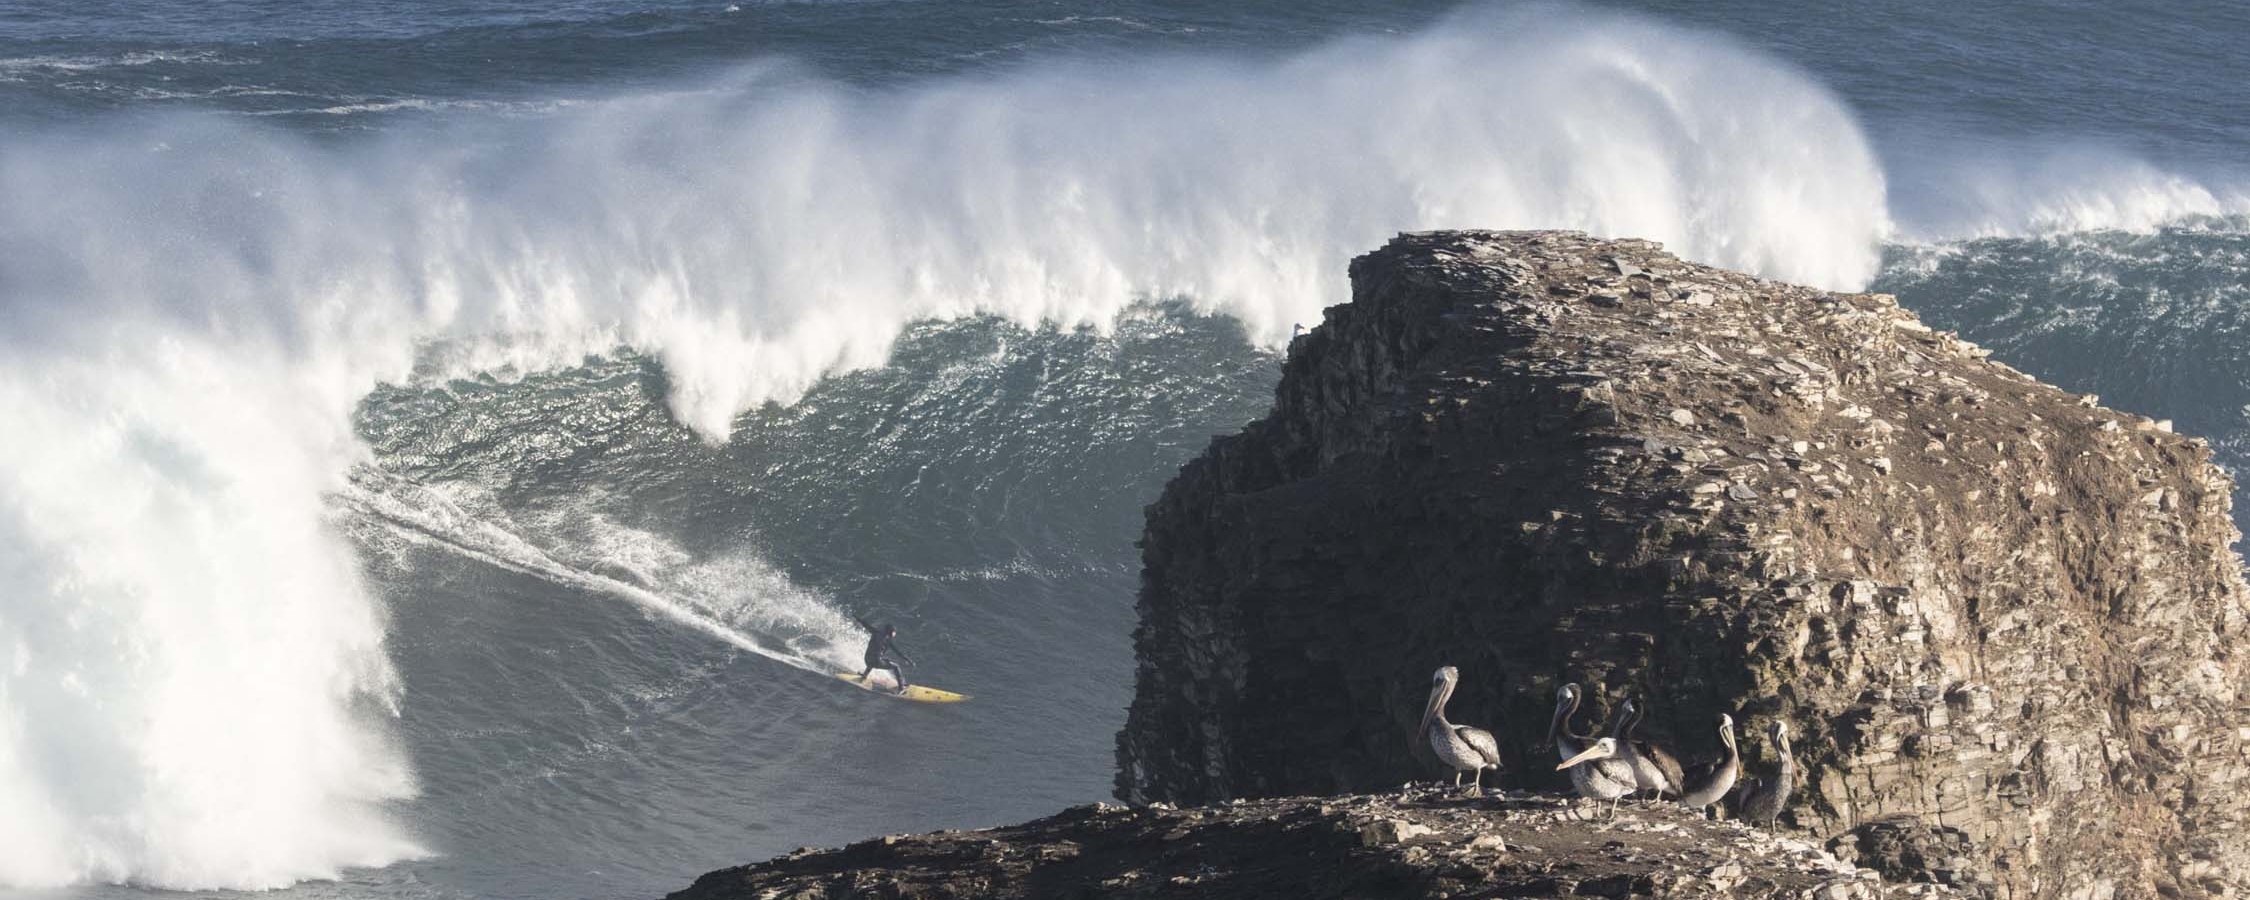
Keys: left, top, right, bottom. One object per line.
{"left": 661, "top": 788, "right": 1957, "bottom": 900}
{"left": 1834, "top": 818, "right": 1986, "bottom": 891}
{"left": 1116, "top": 230, "right": 2250, "bottom": 899}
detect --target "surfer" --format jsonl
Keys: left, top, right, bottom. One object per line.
{"left": 852, "top": 616, "right": 915, "bottom": 694}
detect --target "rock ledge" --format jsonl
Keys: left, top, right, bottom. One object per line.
{"left": 663, "top": 788, "right": 1958, "bottom": 900}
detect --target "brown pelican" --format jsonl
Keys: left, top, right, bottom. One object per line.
{"left": 1417, "top": 666, "right": 1500, "bottom": 794}
{"left": 1734, "top": 720, "right": 1794, "bottom": 826}
{"left": 1619, "top": 699, "right": 1685, "bottom": 798}
{"left": 1678, "top": 714, "right": 1739, "bottom": 811}
{"left": 1554, "top": 691, "right": 1638, "bottom": 818}
{"left": 1548, "top": 683, "right": 1595, "bottom": 749}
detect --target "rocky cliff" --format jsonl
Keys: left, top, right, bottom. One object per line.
{"left": 664, "top": 788, "right": 1956, "bottom": 900}
{"left": 1115, "top": 230, "right": 2250, "bottom": 899}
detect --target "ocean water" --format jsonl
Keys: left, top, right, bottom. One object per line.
{"left": 1, "top": 2, "right": 2244, "bottom": 899}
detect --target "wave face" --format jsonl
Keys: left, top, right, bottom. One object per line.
{"left": 340, "top": 313, "right": 1279, "bottom": 900}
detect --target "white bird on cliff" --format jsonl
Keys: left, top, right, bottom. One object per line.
{"left": 1678, "top": 714, "right": 1740, "bottom": 812}
{"left": 1734, "top": 720, "right": 1795, "bottom": 827}
{"left": 1552, "top": 685, "right": 1636, "bottom": 818}
{"left": 1417, "top": 665, "right": 1501, "bottom": 795}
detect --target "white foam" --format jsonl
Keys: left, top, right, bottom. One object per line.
{"left": 1889, "top": 143, "right": 2250, "bottom": 242}
{"left": 0, "top": 5, "right": 1895, "bottom": 889}
{"left": 0, "top": 347, "right": 425, "bottom": 889}
{"left": 338, "top": 474, "right": 863, "bottom": 675}
{"left": 1, "top": 5, "right": 1897, "bottom": 437}
{"left": 0, "top": 49, "right": 234, "bottom": 73}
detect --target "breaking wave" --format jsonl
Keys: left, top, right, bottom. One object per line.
{"left": 1890, "top": 143, "right": 2250, "bottom": 242}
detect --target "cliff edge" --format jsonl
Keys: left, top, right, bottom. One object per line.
{"left": 664, "top": 788, "right": 1956, "bottom": 900}
{"left": 1116, "top": 230, "right": 2250, "bottom": 898}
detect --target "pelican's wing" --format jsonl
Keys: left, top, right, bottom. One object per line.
{"left": 1455, "top": 725, "right": 1502, "bottom": 767}
{"left": 1641, "top": 741, "right": 1686, "bottom": 794}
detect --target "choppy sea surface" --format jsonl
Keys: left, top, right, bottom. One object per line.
{"left": 1, "top": 2, "right": 2245, "bottom": 899}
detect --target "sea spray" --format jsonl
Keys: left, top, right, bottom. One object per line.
{"left": 0, "top": 346, "right": 424, "bottom": 889}
{"left": 0, "top": 7, "right": 1897, "bottom": 436}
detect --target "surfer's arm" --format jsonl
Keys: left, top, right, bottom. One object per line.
{"left": 894, "top": 645, "right": 914, "bottom": 666}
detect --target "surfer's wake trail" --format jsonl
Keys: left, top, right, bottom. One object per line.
{"left": 337, "top": 471, "right": 863, "bottom": 678}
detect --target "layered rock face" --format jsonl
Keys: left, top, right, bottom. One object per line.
{"left": 665, "top": 788, "right": 1957, "bottom": 900}
{"left": 1116, "top": 230, "right": 2250, "bottom": 898}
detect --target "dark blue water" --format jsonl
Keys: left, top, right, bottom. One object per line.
{"left": 5, "top": 1, "right": 2244, "bottom": 198}
{"left": 2, "top": 2, "right": 2245, "bottom": 899}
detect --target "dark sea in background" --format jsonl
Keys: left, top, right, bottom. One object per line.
{"left": 0, "top": 2, "right": 2244, "bottom": 899}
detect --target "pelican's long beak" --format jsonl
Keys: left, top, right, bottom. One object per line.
{"left": 1557, "top": 743, "right": 1607, "bottom": 770}
{"left": 1413, "top": 687, "right": 1440, "bottom": 750}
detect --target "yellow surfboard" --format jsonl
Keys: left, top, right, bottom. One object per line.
{"left": 835, "top": 672, "right": 969, "bottom": 703}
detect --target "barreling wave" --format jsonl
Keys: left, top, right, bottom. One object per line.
{"left": 0, "top": 3, "right": 1904, "bottom": 890}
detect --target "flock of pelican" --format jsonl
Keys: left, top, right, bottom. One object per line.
{"left": 1417, "top": 666, "right": 1795, "bottom": 824}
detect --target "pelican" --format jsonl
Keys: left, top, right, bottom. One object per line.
{"left": 1619, "top": 699, "right": 1685, "bottom": 799}
{"left": 1735, "top": 720, "right": 1795, "bottom": 826}
{"left": 1678, "top": 714, "right": 1739, "bottom": 811}
{"left": 1417, "top": 666, "right": 1501, "bottom": 795}
{"left": 1548, "top": 683, "right": 1595, "bottom": 750}
{"left": 1554, "top": 690, "right": 1638, "bottom": 818}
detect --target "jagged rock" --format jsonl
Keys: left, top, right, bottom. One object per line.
{"left": 1360, "top": 817, "right": 1433, "bottom": 846}
{"left": 1832, "top": 818, "right": 1990, "bottom": 894}
{"left": 1116, "top": 231, "right": 2250, "bottom": 899}
{"left": 660, "top": 789, "right": 1958, "bottom": 900}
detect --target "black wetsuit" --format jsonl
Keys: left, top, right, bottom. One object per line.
{"left": 853, "top": 616, "right": 913, "bottom": 691}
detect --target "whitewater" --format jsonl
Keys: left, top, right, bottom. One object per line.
{"left": 2, "top": 1, "right": 2246, "bottom": 897}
